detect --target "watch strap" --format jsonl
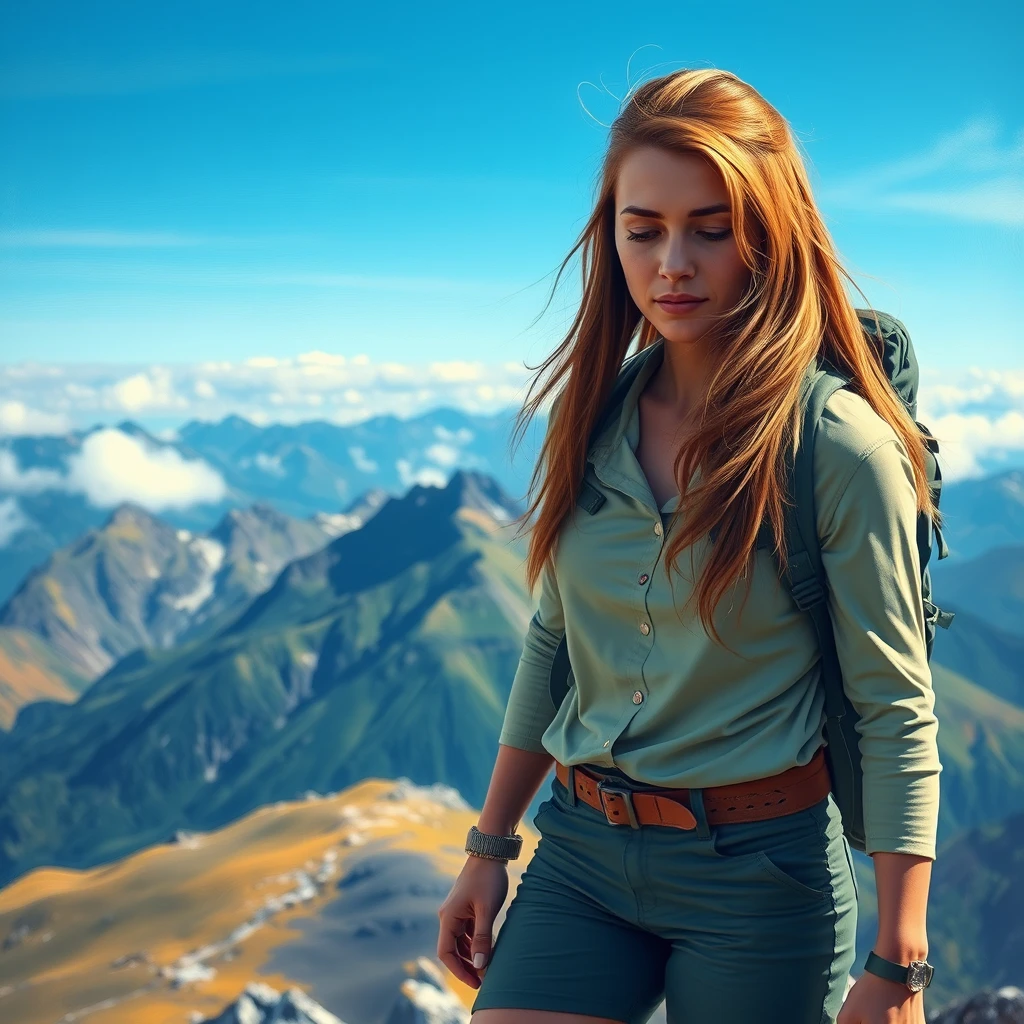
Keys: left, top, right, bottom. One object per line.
{"left": 863, "top": 951, "right": 933, "bottom": 992}
{"left": 465, "top": 825, "right": 522, "bottom": 861}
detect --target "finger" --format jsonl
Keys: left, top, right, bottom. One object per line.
{"left": 437, "top": 942, "right": 481, "bottom": 990}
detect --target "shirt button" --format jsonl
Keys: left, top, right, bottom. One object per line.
{"left": 632, "top": 691, "right": 644, "bottom": 704}
{"left": 638, "top": 572, "right": 649, "bottom": 585}
{"left": 639, "top": 621, "right": 650, "bottom": 635}
{"left": 654, "top": 521, "right": 663, "bottom": 537}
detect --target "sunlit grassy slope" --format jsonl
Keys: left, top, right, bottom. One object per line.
{"left": 0, "top": 775, "right": 537, "bottom": 1024}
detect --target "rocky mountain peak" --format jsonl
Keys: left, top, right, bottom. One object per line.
{"left": 195, "top": 981, "right": 347, "bottom": 1023}
{"left": 389, "top": 469, "right": 521, "bottom": 528}
{"left": 102, "top": 502, "right": 168, "bottom": 534}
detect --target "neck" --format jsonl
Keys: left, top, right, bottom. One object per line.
{"left": 648, "top": 335, "right": 711, "bottom": 420}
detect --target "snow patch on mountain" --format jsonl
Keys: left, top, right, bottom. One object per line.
{"left": 172, "top": 537, "right": 226, "bottom": 613}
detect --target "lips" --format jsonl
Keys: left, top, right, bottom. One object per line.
{"left": 655, "top": 296, "right": 707, "bottom": 312}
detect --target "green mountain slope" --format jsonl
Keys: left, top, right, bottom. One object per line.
{"left": 0, "top": 471, "right": 530, "bottom": 888}
{"left": 0, "top": 627, "right": 88, "bottom": 729}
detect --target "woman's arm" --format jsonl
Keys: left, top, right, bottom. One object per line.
{"left": 816, "top": 425, "right": 942, "bottom": 862}
{"left": 871, "top": 851, "right": 931, "bottom": 962}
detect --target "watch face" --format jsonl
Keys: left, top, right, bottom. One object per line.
{"left": 906, "top": 961, "right": 932, "bottom": 992}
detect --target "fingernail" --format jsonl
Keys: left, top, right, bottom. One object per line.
{"left": 473, "top": 952, "right": 486, "bottom": 968}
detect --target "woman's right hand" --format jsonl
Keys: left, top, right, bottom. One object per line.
{"left": 437, "top": 855, "right": 510, "bottom": 989}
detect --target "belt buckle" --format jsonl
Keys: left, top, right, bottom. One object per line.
{"left": 596, "top": 780, "right": 641, "bottom": 829}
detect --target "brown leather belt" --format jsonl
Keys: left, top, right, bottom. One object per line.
{"left": 554, "top": 745, "right": 831, "bottom": 830}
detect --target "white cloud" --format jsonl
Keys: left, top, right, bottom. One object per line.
{"left": 253, "top": 452, "right": 286, "bottom": 477}
{"left": 194, "top": 379, "right": 217, "bottom": 399}
{"left": 348, "top": 446, "right": 378, "bottom": 473}
{"left": 0, "top": 498, "right": 29, "bottom": 546}
{"left": 430, "top": 360, "right": 483, "bottom": 382}
{"left": 434, "top": 425, "right": 474, "bottom": 444}
{"left": 927, "top": 411, "right": 1024, "bottom": 479}
{"left": 298, "top": 351, "right": 346, "bottom": 367}
{"left": 65, "top": 430, "right": 226, "bottom": 510}
{"left": 0, "top": 401, "right": 71, "bottom": 436}
{"left": 109, "top": 367, "right": 184, "bottom": 412}
{"left": 0, "top": 450, "right": 65, "bottom": 492}
{"left": 820, "top": 118, "right": 1024, "bottom": 227}
{"left": 425, "top": 443, "right": 460, "bottom": 467}
{"left": 395, "top": 458, "right": 447, "bottom": 489}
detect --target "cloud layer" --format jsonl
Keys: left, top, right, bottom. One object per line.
{"left": 0, "top": 354, "right": 534, "bottom": 432}
{"left": 1, "top": 356, "right": 1022, "bottom": 483}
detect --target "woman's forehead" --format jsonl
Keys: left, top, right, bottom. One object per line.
{"left": 615, "top": 148, "right": 728, "bottom": 212}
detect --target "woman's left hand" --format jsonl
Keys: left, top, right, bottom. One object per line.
{"left": 837, "top": 972, "right": 927, "bottom": 1023}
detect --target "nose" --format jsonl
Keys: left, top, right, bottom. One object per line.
{"left": 659, "top": 233, "right": 697, "bottom": 280}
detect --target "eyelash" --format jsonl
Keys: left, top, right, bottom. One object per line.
{"left": 625, "top": 229, "right": 732, "bottom": 242}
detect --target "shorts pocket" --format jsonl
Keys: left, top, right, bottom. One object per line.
{"left": 708, "top": 796, "right": 833, "bottom": 902}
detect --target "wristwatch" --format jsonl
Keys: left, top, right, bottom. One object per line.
{"left": 863, "top": 950, "right": 934, "bottom": 992}
{"left": 465, "top": 825, "right": 522, "bottom": 862}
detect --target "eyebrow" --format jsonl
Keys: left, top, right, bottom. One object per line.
{"left": 618, "top": 203, "right": 730, "bottom": 218}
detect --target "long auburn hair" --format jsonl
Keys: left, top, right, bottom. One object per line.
{"left": 508, "top": 68, "right": 940, "bottom": 648}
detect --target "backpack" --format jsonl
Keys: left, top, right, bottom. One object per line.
{"left": 546, "top": 309, "right": 955, "bottom": 853}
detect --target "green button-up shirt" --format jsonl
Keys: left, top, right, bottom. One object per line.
{"left": 500, "top": 338, "right": 942, "bottom": 859}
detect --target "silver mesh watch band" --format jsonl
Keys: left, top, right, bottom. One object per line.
{"left": 465, "top": 825, "right": 523, "bottom": 861}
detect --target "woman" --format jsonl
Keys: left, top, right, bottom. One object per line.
{"left": 436, "top": 68, "right": 941, "bottom": 1024}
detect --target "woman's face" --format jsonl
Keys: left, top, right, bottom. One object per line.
{"left": 614, "top": 146, "right": 751, "bottom": 348}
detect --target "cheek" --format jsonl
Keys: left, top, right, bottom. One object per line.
{"left": 617, "top": 243, "right": 652, "bottom": 291}
{"left": 716, "top": 247, "right": 751, "bottom": 299}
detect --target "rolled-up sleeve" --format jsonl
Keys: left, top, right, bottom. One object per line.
{"left": 498, "top": 554, "right": 565, "bottom": 753}
{"left": 818, "top": 436, "right": 942, "bottom": 859}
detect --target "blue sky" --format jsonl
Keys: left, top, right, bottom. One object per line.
{"left": 1, "top": 1, "right": 1021, "bottom": 412}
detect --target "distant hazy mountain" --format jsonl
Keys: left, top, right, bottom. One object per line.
{"left": 930, "top": 604, "right": 1024, "bottom": 709}
{"left": 0, "top": 470, "right": 530, "bottom": 888}
{"left": 1, "top": 412, "right": 1019, "bottom": 608}
{"left": 0, "top": 409, "right": 544, "bottom": 604}
{"left": 931, "top": 543, "right": 1024, "bottom": 640}
{"left": 0, "top": 502, "right": 344, "bottom": 682}
{"left": 925, "top": 809, "right": 1024, "bottom": 1008}
{"left": 936, "top": 469, "right": 1024, "bottom": 563}
{"left": 174, "top": 409, "right": 533, "bottom": 517}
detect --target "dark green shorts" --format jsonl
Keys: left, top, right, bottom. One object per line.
{"left": 471, "top": 765, "right": 859, "bottom": 1024}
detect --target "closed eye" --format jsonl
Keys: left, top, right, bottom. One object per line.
{"left": 625, "top": 229, "right": 732, "bottom": 242}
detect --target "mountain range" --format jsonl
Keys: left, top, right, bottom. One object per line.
{"left": 0, "top": 443, "right": 1020, "bottom": 1006}
{"left": 0, "top": 502, "right": 352, "bottom": 682}
{"left": 3, "top": 413, "right": 1021, "bottom": 608}
{"left": 0, "top": 470, "right": 532, "bottom": 888}
{"left": 0, "top": 408, "right": 544, "bottom": 605}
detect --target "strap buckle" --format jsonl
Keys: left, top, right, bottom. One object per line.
{"left": 596, "top": 780, "right": 641, "bottom": 829}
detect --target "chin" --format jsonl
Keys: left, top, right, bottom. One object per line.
{"left": 652, "top": 320, "right": 708, "bottom": 346}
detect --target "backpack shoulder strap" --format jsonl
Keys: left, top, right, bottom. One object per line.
{"left": 777, "top": 359, "right": 852, "bottom": 721}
